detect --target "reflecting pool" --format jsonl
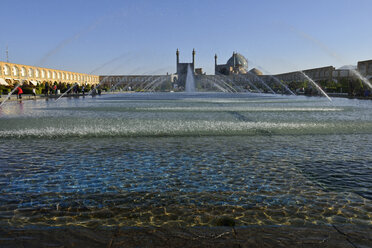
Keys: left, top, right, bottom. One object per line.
{"left": 0, "top": 93, "right": 371, "bottom": 228}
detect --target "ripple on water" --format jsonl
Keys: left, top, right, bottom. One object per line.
{"left": 0, "top": 94, "right": 371, "bottom": 228}
{"left": 0, "top": 134, "right": 371, "bottom": 228}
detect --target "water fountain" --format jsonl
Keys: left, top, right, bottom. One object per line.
{"left": 142, "top": 77, "right": 164, "bottom": 92}
{"left": 200, "top": 77, "right": 230, "bottom": 92}
{"left": 289, "top": 27, "right": 372, "bottom": 91}
{"left": 0, "top": 83, "right": 21, "bottom": 107}
{"left": 1, "top": 45, "right": 371, "bottom": 247}
{"left": 56, "top": 83, "right": 78, "bottom": 101}
{"left": 235, "top": 75, "right": 262, "bottom": 93}
{"left": 1, "top": 80, "right": 372, "bottom": 248}
{"left": 214, "top": 76, "right": 238, "bottom": 93}
{"left": 148, "top": 77, "right": 170, "bottom": 92}
{"left": 246, "top": 71, "right": 276, "bottom": 94}
{"left": 300, "top": 71, "right": 332, "bottom": 101}
{"left": 185, "top": 64, "right": 196, "bottom": 92}
{"left": 350, "top": 69, "right": 372, "bottom": 89}
{"left": 216, "top": 75, "right": 245, "bottom": 92}
{"left": 268, "top": 75, "right": 295, "bottom": 95}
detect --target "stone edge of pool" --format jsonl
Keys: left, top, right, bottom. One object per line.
{"left": 0, "top": 225, "right": 371, "bottom": 247}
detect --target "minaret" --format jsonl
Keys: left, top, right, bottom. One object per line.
{"left": 233, "top": 52, "right": 236, "bottom": 68}
{"left": 192, "top": 48, "right": 195, "bottom": 67}
{"left": 176, "top": 49, "right": 179, "bottom": 65}
{"left": 214, "top": 54, "right": 218, "bottom": 74}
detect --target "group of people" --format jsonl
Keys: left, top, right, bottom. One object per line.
{"left": 44, "top": 83, "right": 59, "bottom": 96}
{"left": 43, "top": 83, "right": 92, "bottom": 96}
{"left": 16, "top": 87, "right": 36, "bottom": 99}
{"left": 9, "top": 83, "right": 101, "bottom": 100}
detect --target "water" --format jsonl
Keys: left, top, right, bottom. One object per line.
{"left": 350, "top": 68, "right": 372, "bottom": 89}
{"left": 246, "top": 71, "right": 276, "bottom": 94}
{"left": 268, "top": 74, "right": 296, "bottom": 95}
{"left": 236, "top": 75, "right": 262, "bottom": 93}
{"left": 300, "top": 71, "right": 332, "bottom": 101}
{"left": 56, "top": 83, "right": 78, "bottom": 101}
{"left": 185, "top": 64, "right": 196, "bottom": 92}
{"left": 0, "top": 92, "right": 371, "bottom": 229}
{"left": 0, "top": 83, "right": 20, "bottom": 107}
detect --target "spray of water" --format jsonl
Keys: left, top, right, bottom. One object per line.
{"left": 202, "top": 77, "right": 231, "bottom": 92}
{"left": 0, "top": 71, "right": 33, "bottom": 106}
{"left": 350, "top": 69, "right": 372, "bottom": 89}
{"left": 37, "top": 18, "right": 104, "bottom": 67}
{"left": 235, "top": 75, "right": 262, "bottom": 93}
{"left": 246, "top": 71, "right": 276, "bottom": 94}
{"left": 143, "top": 77, "right": 164, "bottom": 91}
{"left": 0, "top": 83, "right": 21, "bottom": 107}
{"left": 148, "top": 77, "right": 169, "bottom": 92}
{"left": 217, "top": 75, "right": 249, "bottom": 92}
{"left": 268, "top": 75, "right": 295, "bottom": 95}
{"left": 56, "top": 83, "right": 78, "bottom": 101}
{"left": 249, "top": 63, "right": 295, "bottom": 95}
{"left": 289, "top": 26, "right": 372, "bottom": 89}
{"left": 185, "top": 64, "right": 196, "bottom": 92}
{"left": 300, "top": 71, "right": 332, "bottom": 102}
{"left": 89, "top": 52, "right": 131, "bottom": 74}
{"left": 88, "top": 55, "right": 142, "bottom": 95}
{"left": 87, "top": 77, "right": 108, "bottom": 96}
{"left": 215, "top": 76, "right": 238, "bottom": 93}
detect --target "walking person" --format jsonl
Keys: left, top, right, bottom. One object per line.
{"left": 32, "top": 87, "right": 36, "bottom": 99}
{"left": 17, "top": 86, "right": 23, "bottom": 100}
{"left": 74, "top": 84, "right": 78, "bottom": 94}
{"left": 82, "top": 86, "right": 85, "bottom": 96}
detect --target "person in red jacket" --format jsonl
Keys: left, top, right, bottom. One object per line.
{"left": 17, "top": 87, "right": 23, "bottom": 99}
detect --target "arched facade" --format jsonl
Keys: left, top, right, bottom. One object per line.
{"left": 0, "top": 61, "right": 99, "bottom": 86}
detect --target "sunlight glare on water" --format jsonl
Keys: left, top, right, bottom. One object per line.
{"left": 0, "top": 93, "right": 371, "bottom": 228}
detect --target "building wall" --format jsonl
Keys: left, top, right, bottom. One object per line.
{"left": 99, "top": 75, "right": 174, "bottom": 90}
{"left": 274, "top": 66, "right": 335, "bottom": 82}
{"left": 358, "top": 60, "right": 372, "bottom": 78}
{"left": 0, "top": 61, "right": 99, "bottom": 86}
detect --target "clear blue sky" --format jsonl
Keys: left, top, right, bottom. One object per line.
{"left": 1, "top": 0, "right": 372, "bottom": 75}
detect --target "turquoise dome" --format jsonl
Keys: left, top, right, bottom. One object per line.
{"left": 226, "top": 53, "right": 248, "bottom": 69}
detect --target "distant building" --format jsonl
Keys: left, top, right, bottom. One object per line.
{"left": 175, "top": 49, "right": 195, "bottom": 89}
{"left": 249, "top": 68, "right": 263, "bottom": 76}
{"left": 275, "top": 66, "right": 334, "bottom": 83}
{"left": 215, "top": 52, "right": 249, "bottom": 75}
{"left": 0, "top": 61, "right": 99, "bottom": 87}
{"left": 358, "top": 60, "right": 372, "bottom": 79}
{"left": 2, "top": 49, "right": 372, "bottom": 95}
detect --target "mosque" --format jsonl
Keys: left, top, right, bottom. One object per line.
{"left": 175, "top": 49, "right": 263, "bottom": 89}
{"left": 175, "top": 49, "right": 372, "bottom": 94}
{"left": 1, "top": 49, "right": 372, "bottom": 95}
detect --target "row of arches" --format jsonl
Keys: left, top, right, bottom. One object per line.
{"left": 2, "top": 78, "right": 98, "bottom": 87}
{"left": 0, "top": 62, "right": 99, "bottom": 84}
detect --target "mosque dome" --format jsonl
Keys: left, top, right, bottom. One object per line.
{"left": 226, "top": 53, "right": 248, "bottom": 69}
{"left": 249, "top": 68, "right": 263, "bottom": 76}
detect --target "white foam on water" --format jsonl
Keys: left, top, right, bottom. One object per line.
{"left": 135, "top": 107, "right": 344, "bottom": 112}
{"left": 0, "top": 120, "right": 334, "bottom": 138}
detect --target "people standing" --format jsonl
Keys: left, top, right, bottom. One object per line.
{"left": 17, "top": 87, "right": 23, "bottom": 99}
{"left": 32, "top": 87, "right": 36, "bottom": 98}
{"left": 82, "top": 86, "right": 85, "bottom": 96}
{"left": 45, "top": 83, "right": 49, "bottom": 96}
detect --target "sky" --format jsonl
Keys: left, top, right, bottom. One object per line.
{"left": 1, "top": 0, "right": 372, "bottom": 75}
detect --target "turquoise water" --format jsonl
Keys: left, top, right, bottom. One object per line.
{"left": 0, "top": 93, "right": 371, "bottom": 227}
